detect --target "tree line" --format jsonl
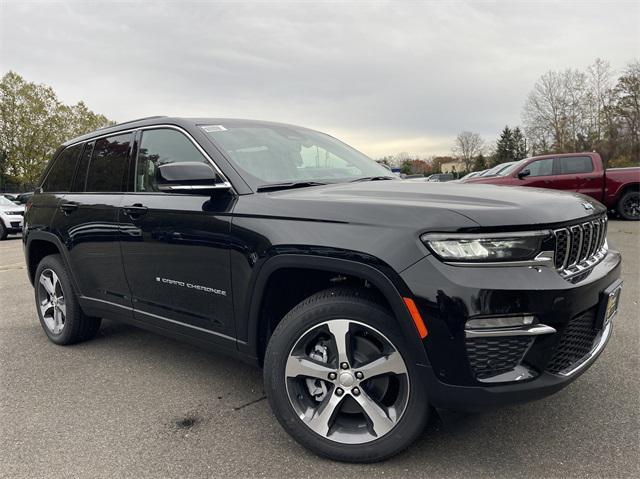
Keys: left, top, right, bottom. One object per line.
{"left": 0, "top": 71, "right": 114, "bottom": 190}
{"left": 384, "top": 57, "right": 639, "bottom": 177}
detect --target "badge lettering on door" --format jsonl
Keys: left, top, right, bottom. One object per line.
{"left": 155, "top": 277, "right": 227, "bottom": 296}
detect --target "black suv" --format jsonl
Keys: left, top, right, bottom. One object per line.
{"left": 24, "top": 117, "right": 622, "bottom": 462}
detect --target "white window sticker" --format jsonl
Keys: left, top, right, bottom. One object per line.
{"left": 201, "top": 125, "right": 227, "bottom": 132}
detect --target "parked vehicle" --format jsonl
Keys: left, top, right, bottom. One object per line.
{"left": 462, "top": 152, "right": 640, "bottom": 220}
{"left": 0, "top": 195, "right": 25, "bottom": 239}
{"left": 24, "top": 117, "right": 622, "bottom": 462}
{"left": 426, "top": 173, "right": 454, "bottom": 182}
{"left": 2, "top": 193, "right": 18, "bottom": 202}
{"left": 460, "top": 171, "right": 481, "bottom": 179}
{"left": 477, "top": 161, "right": 516, "bottom": 177}
{"left": 15, "top": 191, "right": 34, "bottom": 204}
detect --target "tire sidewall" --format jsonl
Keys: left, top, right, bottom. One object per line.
{"left": 264, "top": 292, "right": 429, "bottom": 462}
{"left": 34, "top": 255, "right": 78, "bottom": 344}
{"left": 618, "top": 191, "right": 640, "bottom": 221}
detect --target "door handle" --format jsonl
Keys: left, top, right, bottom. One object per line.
{"left": 123, "top": 204, "right": 148, "bottom": 217}
{"left": 59, "top": 202, "right": 78, "bottom": 214}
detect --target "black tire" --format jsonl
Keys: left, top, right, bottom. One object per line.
{"left": 617, "top": 190, "right": 640, "bottom": 220}
{"left": 264, "top": 287, "right": 429, "bottom": 463}
{"left": 34, "top": 254, "right": 101, "bottom": 345}
{"left": 0, "top": 220, "right": 7, "bottom": 240}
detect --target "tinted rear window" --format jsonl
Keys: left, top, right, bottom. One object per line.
{"left": 559, "top": 156, "right": 593, "bottom": 174}
{"left": 85, "top": 134, "right": 132, "bottom": 192}
{"left": 41, "top": 144, "right": 83, "bottom": 192}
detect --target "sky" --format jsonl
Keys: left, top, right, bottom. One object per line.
{"left": 1, "top": 0, "right": 638, "bottom": 158}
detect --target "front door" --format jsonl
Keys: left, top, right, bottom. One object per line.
{"left": 119, "top": 127, "right": 236, "bottom": 346}
{"left": 515, "top": 157, "right": 557, "bottom": 189}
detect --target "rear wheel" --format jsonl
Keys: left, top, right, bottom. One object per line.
{"left": 617, "top": 190, "right": 640, "bottom": 220}
{"left": 34, "top": 254, "right": 101, "bottom": 344}
{"left": 0, "top": 220, "right": 7, "bottom": 240}
{"left": 264, "top": 288, "right": 428, "bottom": 462}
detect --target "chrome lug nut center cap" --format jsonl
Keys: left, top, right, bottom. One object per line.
{"left": 338, "top": 371, "right": 355, "bottom": 387}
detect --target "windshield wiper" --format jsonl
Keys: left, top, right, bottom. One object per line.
{"left": 256, "top": 181, "right": 327, "bottom": 192}
{"left": 349, "top": 176, "right": 395, "bottom": 182}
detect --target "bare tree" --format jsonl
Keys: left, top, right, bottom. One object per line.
{"left": 452, "top": 131, "right": 484, "bottom": 172}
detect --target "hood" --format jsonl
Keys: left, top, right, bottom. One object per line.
{"left": 0, "top": 204, "right": 25, "bottom": 215}
{"left": 241, "top": 181, "right": 606, "bottom": 229}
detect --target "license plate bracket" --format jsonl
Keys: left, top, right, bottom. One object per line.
{"left": 595, "top": 279, "right": 623, "bottom": 330}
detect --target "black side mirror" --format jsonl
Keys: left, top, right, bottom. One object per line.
{"left": 157, "top": 162, "right": 231, "bottom": 193}
{"left": 517, "top": 169, "right": 531, "bottom": 179}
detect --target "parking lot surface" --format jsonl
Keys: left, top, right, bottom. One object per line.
{"left": 1, "top": 221, "right": 639, "bottom": 478}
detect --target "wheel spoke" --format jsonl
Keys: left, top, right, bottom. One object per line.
{"left": 352, "top": 388, "right": 396, "bottom": 437}
{"left": 327, "top": 320, "right": 350, "bottom": 366}
{"left": 57, "top": 298, "right": 66, "bottom": 317}
{"left": 303, "top": 390, "right": 343, "bottom": 437}
{"left": 40, "top": 274, "right": 55, "bottom": 296}
{"left": 53, "top": 308, "right": 63, "bottom": 333}
{"left": 286, "top": 356, "right": 334, "bottom": 380}
{"left": 357, "top": 351, "right": 406, "bottom": 379}
{"left": 41, "top": 300, "right": 54, "bottom": 316}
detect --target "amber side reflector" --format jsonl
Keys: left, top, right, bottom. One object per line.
{"left": 403, "top": 297, "right": 428, "bottom": 339}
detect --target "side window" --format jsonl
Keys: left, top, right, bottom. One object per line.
{"left": 71, "top": 142, "right": 93, "bottom": 192}
{"left": 525, "top": 158, "right": 554, "bottom": 177}
{"left": 85, "top": 134, "right": 132, "bottom": 192}
{"left": 135, "top": 129, "right": 208, "bottom": 192}
{"left": 558, "top": 156, "right": 593, "bottom": 174}
{"left": 41, "top": 144, "right": 83, "bottom": 192}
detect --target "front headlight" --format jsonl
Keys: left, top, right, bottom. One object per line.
{"left": 421, "top": 232, "right": 549, "bottom": 262}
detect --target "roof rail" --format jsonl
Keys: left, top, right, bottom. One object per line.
{"left": 97, "top": 115, "right": 167, "bottom": 130}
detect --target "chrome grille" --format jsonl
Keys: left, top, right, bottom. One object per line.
{"left": 553, "top": 216, "right": 607, "bottom": 278}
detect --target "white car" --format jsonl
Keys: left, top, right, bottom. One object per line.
{"left": 0, "top": 196, "right": 25, "bottom": 240}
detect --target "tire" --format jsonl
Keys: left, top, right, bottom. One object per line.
{"left": 0, "top": 220, "right": 7, "bottom": 240}
{"left": 264, "top": 287, "right": 429, "bottom": 462}
{"left": 617, "top": 190, "right": 640, "bottom": 220}
{"left": 34, "top": 254, "right": 101, "bottom": 345}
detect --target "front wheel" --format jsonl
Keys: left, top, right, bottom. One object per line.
{"left": 264, "top": 288, "right": 429, "bottom": 462}
{"left": 617, "top": 190, "right": 640, "bottom": 220}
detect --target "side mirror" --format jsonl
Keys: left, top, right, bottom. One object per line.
{"left": 517, "top": 169, "right": 531, "bottom": 179}
{"left": 156, "top": 162, "right": 231, "bottom": 193}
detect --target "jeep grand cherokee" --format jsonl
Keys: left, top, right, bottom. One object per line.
{"left": 23, "top": 117, "right": 622, "bottom": 462}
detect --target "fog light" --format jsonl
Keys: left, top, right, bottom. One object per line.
{"left": 466, "top": 315, "right": 536, "bottom": 330}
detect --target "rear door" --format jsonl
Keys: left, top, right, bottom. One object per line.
{"left": 119, "top": 127, "right": 236, "bottom": 347}
{"left": 54, "top": 133, "right": 133, "bottom": 313}
{"left": 556, "top": 155, "right": 602, "bottom": 200}
{"left": 515, "top": 157, "right": 556, "bottom": 189}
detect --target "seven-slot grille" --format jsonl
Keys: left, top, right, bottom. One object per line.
{"left": 553, "top": 215, "right": 607, "bottom": 277}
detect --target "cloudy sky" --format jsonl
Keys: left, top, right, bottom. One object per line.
{"left": 1, "top": 0, "right": 638, "bottom": 157}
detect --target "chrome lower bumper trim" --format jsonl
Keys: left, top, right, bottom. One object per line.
{"left": 465, "top": 324, "right": 557, "bottom": 338}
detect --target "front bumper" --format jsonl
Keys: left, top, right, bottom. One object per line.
{"left": 400, "top": 247, "right": 621, "bottom": 411}
{"left": 1, "top": 216, "right": 23, "bottom": 233}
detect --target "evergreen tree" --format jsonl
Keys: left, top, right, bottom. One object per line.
{"left": 472, "top": 153, "right": 487, "bottom": 171}
{"left": 495, "top": 126, "right": 513, "bottom": 163}
{"left": 512, "top": 127, "right": 528, "bottom": 160}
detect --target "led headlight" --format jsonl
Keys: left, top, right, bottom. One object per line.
{"left": 421, "top": 232, "right": 548, "bottom": 262}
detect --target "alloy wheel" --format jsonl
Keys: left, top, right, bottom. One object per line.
{"left": 622, "top": 193, "right": 640, "bottom": 219}
{"left": 38, "top": 269, "right": 66, "bottom": 334}
{"left": 285, "top": 319, "right": 410, "bottom": 444}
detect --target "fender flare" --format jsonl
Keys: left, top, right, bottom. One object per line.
{"left": 24, "top": 231, "right": 81, "bottom": 294}
{"left": 240, "top": 253, "right": 431, "bottom": 367}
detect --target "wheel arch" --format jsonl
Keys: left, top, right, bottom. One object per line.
{"left": 25, "top": 232, "right": 78, "bottom": 293}
{"left": 241, "top": 254, "right": 430, "bottom": 368}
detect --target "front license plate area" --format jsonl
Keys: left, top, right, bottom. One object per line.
{"left": 596, "top": 280, "right": 623, "bottom": 330}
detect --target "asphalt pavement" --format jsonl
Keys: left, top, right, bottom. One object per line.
{"left": 1, "top": 221, "right": 638, "bottom": 478}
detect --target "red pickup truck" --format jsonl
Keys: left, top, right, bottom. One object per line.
{"left": 461, "top": 152, "right": 640, "bottom": 220}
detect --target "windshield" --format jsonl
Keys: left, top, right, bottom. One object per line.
{"left": 202, "top": 123, "right": 395, "bottom": 190}
{"left": 498, "top": 160, "right": 527, "bottom": 176}
{"left": 0, "top": 196, "right": 17, "bottom": 206}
